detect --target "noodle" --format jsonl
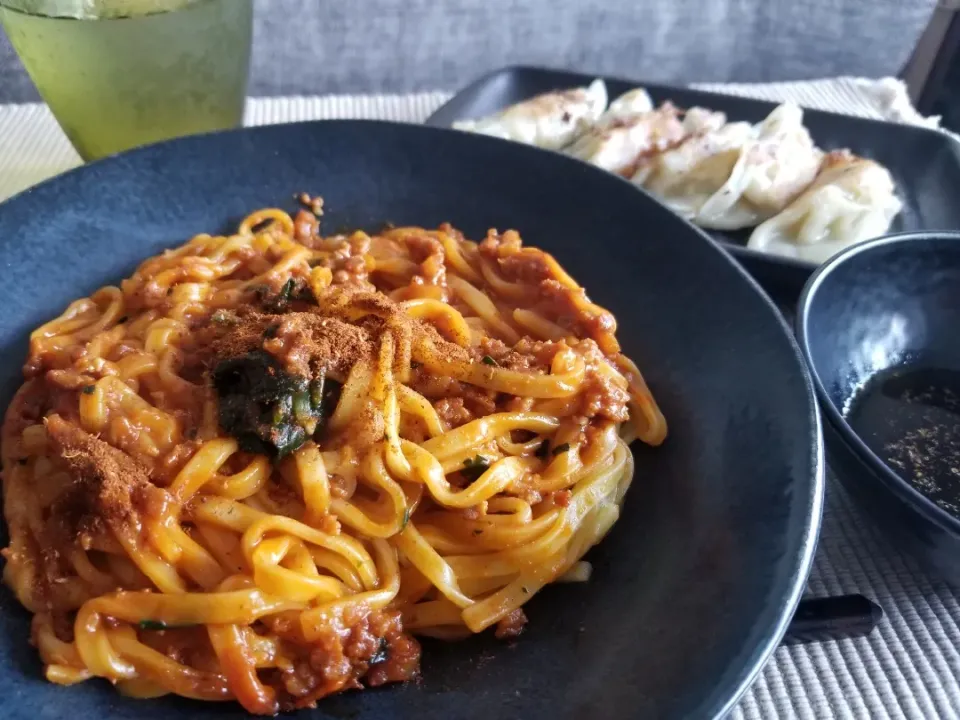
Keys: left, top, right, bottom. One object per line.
{"left": 1, "top": 203, "right": 666, "bottom": 713}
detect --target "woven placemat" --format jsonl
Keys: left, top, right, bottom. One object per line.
{"left": 1, "top": 79, "right": 959, "bottom": 720}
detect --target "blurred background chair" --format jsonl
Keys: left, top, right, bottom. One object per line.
{"left": 902, "top": 1, "right": 960, "bottom": 130}
{"left": 0, "top": 0, "right": 954, "bottom": 129}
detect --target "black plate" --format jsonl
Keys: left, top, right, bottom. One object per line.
{"left": 425, "top": 65, "right": 960, "bottom": 302}
{"left": 0, "top": 120, "right": 822, "bottom": 720}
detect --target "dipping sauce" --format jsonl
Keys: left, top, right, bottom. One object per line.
{"left": 847, "top": 365, "right": 960, "bottom": 515}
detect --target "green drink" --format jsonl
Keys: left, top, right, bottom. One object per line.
{"left": 0, "top": 0, "right": 253, "bottom": 160}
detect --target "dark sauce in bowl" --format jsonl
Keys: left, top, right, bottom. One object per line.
{"left": 847, "top": 365, "right": 960, "bottom": 516}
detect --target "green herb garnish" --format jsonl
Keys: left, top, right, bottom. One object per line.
{"left": 138, "top": 619, "right": 168, "bottom": 631}
{"left": 212, "top": 350, "right": 342, "bottom": 459}
{"left": 461, "top": 455, "right": 491, "bottom": 482}
{"left": 81, "top": 385, "right": 96, "bottom": 395}
{"left": 481, "top": 355, "right": 498, "bottom": 366}
{"left": 278, "top": 278, "right": 295, "bottom": 303}
{"left": 551, "top": 443, "right": 571, "bottom": 456}
{"left": 535, "top": 440, "right": 550, "bottom": 459}
{"left": 258, "top": 278, "right": 302, "bottom": 313}
{"left": 401, "top": 507, "right": 411, "bottom": 530}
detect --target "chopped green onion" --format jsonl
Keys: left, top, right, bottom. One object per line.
{"left": 551, "top": 443, "right": 571, "bottom": 456}
{"left": 309, "top": 377, "right": 325, "bottom": 410}
{"left": 481, "top": 355, "right": 498, "bottom": 366}
{"left": 138, "top": 619, "right": 168, "bottom": 631}
{"left": 461, "top": 455, "right": 491, "bottom": 482}
{"left": 278, "top": 278, "right": 295, "bottom": 303}
{"left": 292, "top": 390, "right": 312, "bottom": 426}
{"left": 81, "top": 385, "right": 96, "bottom": 395}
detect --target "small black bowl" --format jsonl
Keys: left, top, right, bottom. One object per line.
{"left": 797, "top": 231, "right": 960, "bottom": 582}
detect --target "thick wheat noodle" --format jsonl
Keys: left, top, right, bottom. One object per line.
{"left": 1, "top": 206, "right": 667, "bottom": 714}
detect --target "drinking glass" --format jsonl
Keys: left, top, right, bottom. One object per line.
{"left": 0, "top": 0, "right": 253, "bottom": 161}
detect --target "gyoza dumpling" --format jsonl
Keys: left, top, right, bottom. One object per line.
{"left": 568, "top": 104, "right": 727, "bottom": 176}
{"left": 693, "top": 104, "right": 822, "bottom": 229}
{"left": 632, "top": 119, "right": 755, "bottom": 202}
{"left": 747, "top": 150, "right": 902, "bottom": 263}
{"left": 634, "top": 104, "right": 822, "bottom": 230}
{"left": 566, "top": 101, "right": 726, "bottom": 176}
{"left": 451, "top": 79, "right": 608, "bottom": 150}
{"left": 605, "top": 88, "right": 655, "bottom": 119}
{"left": 681, "top": 106, "right": 728, "bottom": 135}
{"left": 564, "top": 102, "right": 687, "bottom": 175}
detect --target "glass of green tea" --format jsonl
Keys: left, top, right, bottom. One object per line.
{"left": 0, "top": 0, "right": 253, "bottom": 161}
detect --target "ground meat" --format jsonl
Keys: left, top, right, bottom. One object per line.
{"left": 408, "top": 369, "right": 464, "bottom": 399}
{"left": 433, "top": 397, "right": 474, "bottom": 428}
{"left": 403, "top": 232, "right": 447, "bottom": 288}
{"left": 283, "top": 607, "right": 420, "bottom": 710}
{"left": 474, "top": 336, "right": 561, "bottom": 374}
{"left": 460, "top": 505, "right": 483, "bottom": 521}
{"left": 461, "top": 385, "right": 497, "bottom": 419}
{"left": 497, "top": 249, "right": 553, "bottom": 285}
{"left": 293, "top": 209, "right": 320, "bottom": 245}
{"left": 478, "top": 228, "right": 523, "bottom": 258}
{"left": 311, "top": 233, "right": 374, "bottom": 285}
{"left": 2, "top": 379, "right": 47, "bottom": 441}
{"left": 503, "top": 395, "right": 535, "bottom": 413}
{"left": 574, "top": 340, "right": 630, "bottom": 423}
{"left": 495, "top": 608, "right": 528, "bottom": 639}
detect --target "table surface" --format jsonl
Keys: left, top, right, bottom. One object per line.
{"left": 1, "top": 79, "right": 959, "bottom": 720}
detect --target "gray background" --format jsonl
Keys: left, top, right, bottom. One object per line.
{"left": 0, "top": 0, "right": 940, "bottom": 101}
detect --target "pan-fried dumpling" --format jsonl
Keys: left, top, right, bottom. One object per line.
{"left": 631, "top": 119, "right": 755, "bottom": 204}
{"left": 605, "top": 88, "right": 655, "bottom": 118}
{"left": 693, "top": 104, "right": 822, "bottom": 229}
{"left": 451, "top": 79, "right": 608, "bottom": 150}
{"left": 566, "top": 102, "right": 726, "bottom": 176}
{"left": 634, "top": 104, "right": 822, "bottom": 230}
{"left": 564, "top": 102, "right": 687, "bottom": 175}
{"left": 747, "top": 150, "right": 902, "bottom": 263}
{"left": 681, "top": 106, "right": 728, "bottom": 135}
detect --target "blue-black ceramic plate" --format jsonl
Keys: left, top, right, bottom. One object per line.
{"left": 0, "top": 121, "right": 822, "bottom": 720}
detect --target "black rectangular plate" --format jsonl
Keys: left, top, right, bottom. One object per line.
{"left": 426, "top": 66, "right": 960, "bottom": 309}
